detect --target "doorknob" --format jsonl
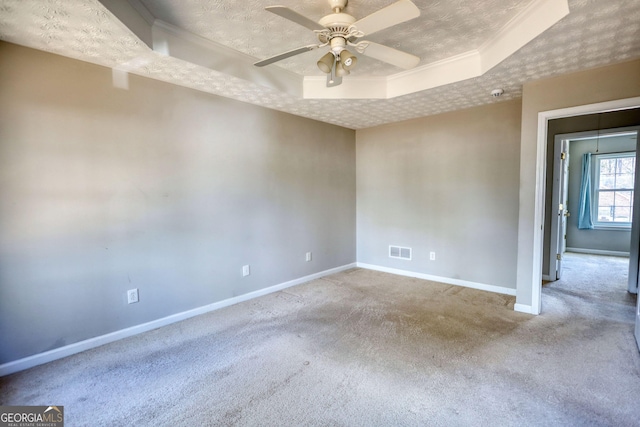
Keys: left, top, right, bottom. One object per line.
{"left": 564, "top": 211, "right": 571, "bottom": 217}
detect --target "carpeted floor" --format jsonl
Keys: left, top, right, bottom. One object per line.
{"left": 1, "top": 253, "right": 640, "bottom": 426}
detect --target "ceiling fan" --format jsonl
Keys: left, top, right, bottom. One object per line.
{"left": 254, "top": 0, "right": 421, "bottom": 87}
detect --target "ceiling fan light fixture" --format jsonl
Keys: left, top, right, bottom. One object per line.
{"left": 336, "top": 61, "right": 350, "bottom": 77}
{"left": 340, "top": 49, "right": 357, "bottom": 70}
{"left": 317, "top": 52, "right": 335, "bottom": 73}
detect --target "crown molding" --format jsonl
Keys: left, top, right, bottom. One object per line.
{"left": 478, "top": 0, "right": 570, "bottom": 73}
{"left": 387, "top": 50, "right": 482, "bottom": 98}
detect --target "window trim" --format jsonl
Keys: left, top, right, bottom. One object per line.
{"left": 592, "top": 151, "right": 635, "bottom": 229}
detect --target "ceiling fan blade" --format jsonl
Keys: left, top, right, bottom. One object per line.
{"left": 254, "top": 44, "right": 321, "bottom": 67}
{"left": 265, "top": 6, "right": 325, "bottom": 31}
{"left": 359, "top": 41, "right": 420, "bottom": 69}
{"left": 353, "top": 0, "right": 420, "bottom": 36}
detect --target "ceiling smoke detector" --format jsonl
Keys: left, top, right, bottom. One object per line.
{"left": 491, "top": 89, "right": 504, "bottom": 97}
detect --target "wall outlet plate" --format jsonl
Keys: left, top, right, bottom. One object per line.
{"left": 127, "top": 288, "right": 139, "bottom": 304}
{"left": 430, "top": 252, "right": 436, "bottom": 261}
{"left": 242, "top": 265, "right": 250, "bottom": 277}
{"left": 306, "top": 252, "right": 312, "bottom": 262}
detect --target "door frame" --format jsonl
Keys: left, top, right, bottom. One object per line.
{"left": 626, "top": 126, "right": 640, "bottom": 293}
{"left": 525, "top": 96, "right": 640, "bottom": 315}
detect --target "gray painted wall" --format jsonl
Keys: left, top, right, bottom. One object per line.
{"left": 541, "top": 110, "right": 640, "bottom": 276}
{"left": 566, "top": 135, "right": 636, "bottom": 253}
{"left": 0, "top": 43, "right": 356, "bottom": 364}
{"left": 356, "top": 100, "right": 522, "bottom": 291}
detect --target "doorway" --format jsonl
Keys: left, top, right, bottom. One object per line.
{"left": 523, "top": 98, "right": 640, "bottom": 316}
{"left": 548, "top": 128, "right": 638, "bottom": 285}
{"left": 527, "top": 97, "right": 640, "bottom": 353}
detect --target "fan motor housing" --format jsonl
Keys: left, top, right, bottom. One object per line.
{"left": 319, "top": 13, "right": 356, "bottom": 30}
{"left": 318, "top": 13, "right": 357, "bottom": 45}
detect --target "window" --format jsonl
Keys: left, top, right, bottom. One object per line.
{"left": 594, "top": 152, "right": 635, "bottom": 228}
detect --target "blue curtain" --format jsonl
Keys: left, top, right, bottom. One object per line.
{"left": 578, "top": 152, "right": 594, "bottom": 229}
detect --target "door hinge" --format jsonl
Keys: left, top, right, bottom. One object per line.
{"left": 557, "top": 254, "right": 562, "bottom": 261}
{"left": 560, "top": 152, "right": 567, "bottom": 160}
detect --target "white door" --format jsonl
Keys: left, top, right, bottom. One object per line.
{"left": 628, "top": 129, "right": 640, "bottom": 352}
{"left": 550, "top": 138, "right": 570, "bottom": 281}
{"left": 559, "top": 140, "right": 570, "bottom": 277}
{"left": 636, "top": 297, "right": 640, "bottom": 352}
{"left": 628, "top": 129, "right": 640, "bottom": 296}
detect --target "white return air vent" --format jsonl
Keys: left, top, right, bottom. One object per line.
{"left": 389, "top": 245, "right": 412, "bottom": 260}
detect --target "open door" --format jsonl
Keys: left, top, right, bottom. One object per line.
{"left": 549, "top": 137, "right": 570, "bottom": 281}
{"left": 628, "top": 129, "right": 640, "bottom": 297}
{"left": 636, "top": 297, "right": 640, "bottom": 352}
{"left": 627, "top": 129, "right": 640, "bottom": 352}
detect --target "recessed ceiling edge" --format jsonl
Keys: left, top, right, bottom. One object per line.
{"left": 109, "top": 0, "right": 569, "bottom": 100}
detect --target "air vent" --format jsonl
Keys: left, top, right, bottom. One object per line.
{"left": 389, "top": 245, "right": 412, "bottom": 260}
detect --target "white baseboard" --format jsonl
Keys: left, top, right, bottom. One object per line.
{"left": 514, "top": 303, "right": 536, "bottom": 314}
{"left": 356, "top": 263, "right": 517, "bottom": 296}
{"left": 0, "top": 262, "right": 357, "bottom": 377}
{"left": 542, "top": 274, "right": 553, "bottom": 281}
{"left": 566, "top": 248, "right": 630, "bottom": 257}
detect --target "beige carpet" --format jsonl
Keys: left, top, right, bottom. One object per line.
{"left": 2, "top": 253, "right": 640, "bottom": 426}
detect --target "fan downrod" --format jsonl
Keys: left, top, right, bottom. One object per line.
{"left": 328, "top": 0, "right": 348, "bottom": 13}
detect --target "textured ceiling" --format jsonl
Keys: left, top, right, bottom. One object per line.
{"left": 139, "top": 0, "right": 531, "bottom": 76}
{"left": 0, "top": 0, "right": 639, "bottom": 129}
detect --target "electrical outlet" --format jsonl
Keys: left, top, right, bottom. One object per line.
{"left": 430, "top": 252, "right": 436, "bottom": 261}
{"left": 127, "top": 288, "right": 139, "bottom": 304}
{"left": 242, "top": 265, "right": 250, "bottom": 277}
{"left": 306, "top": 252, "right": 312, "bottom": 262}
